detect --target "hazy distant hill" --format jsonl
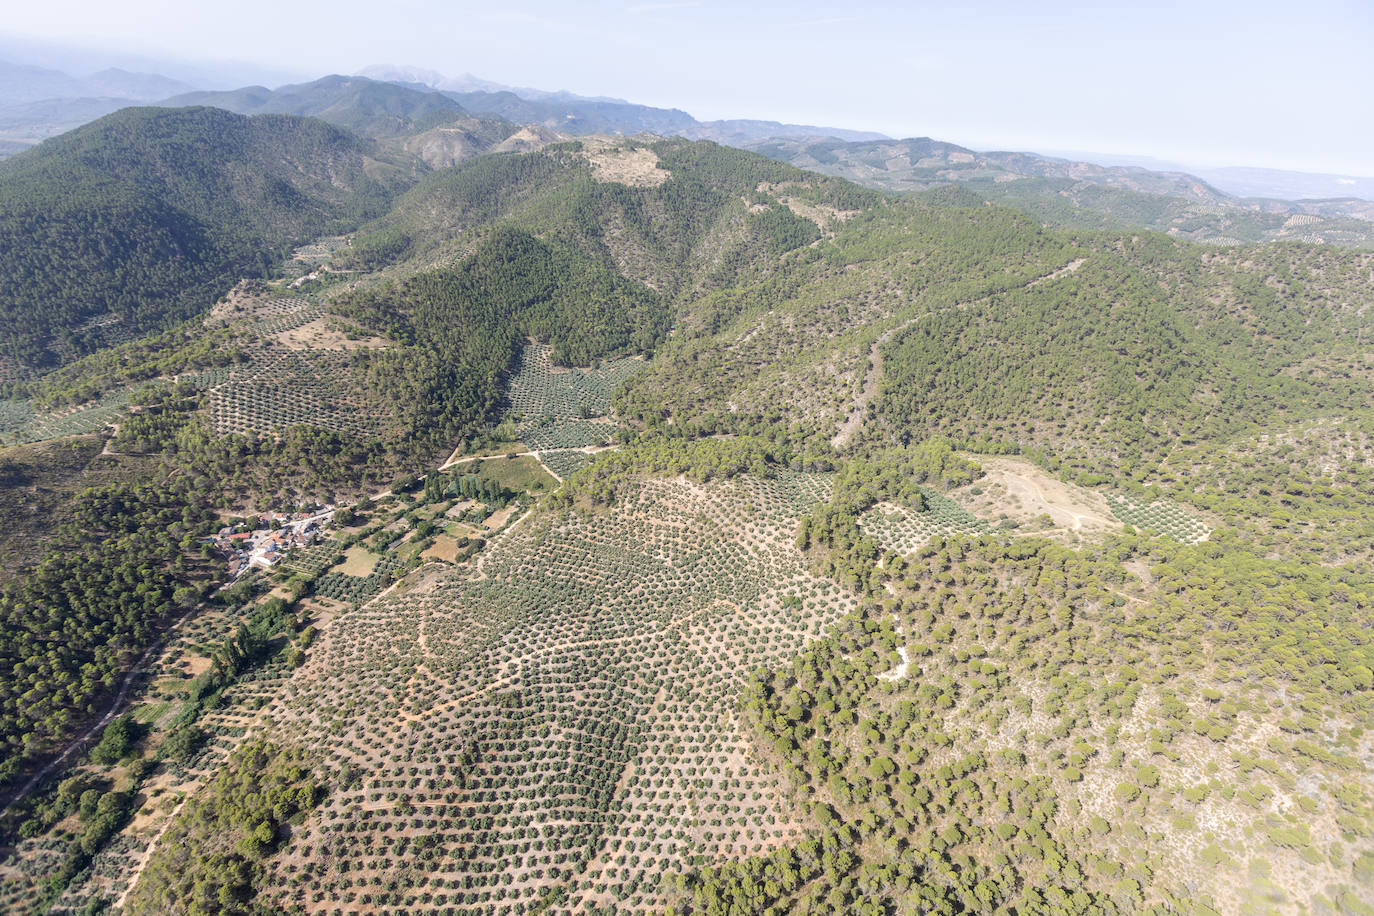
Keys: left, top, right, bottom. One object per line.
{"left": 749, "top": 135, "right": 1374, "bottom": 247}
{"left": 1192, "top": 165, "right": 1374, "bottom": 201}
{"left": 163, "top": 75, "right": 468, "bottom": 139}
{"left": 0, "top": 59, "right": 192, "bottom": 107}
{"left": 360, "top": 64, "right": 890, "bottom": 144}
{"left": 0, "top": 96, "right": 132, "bottom": 142}
{"left": 156, "top": 73, "right": 888, "bottom": 147}
{"left": 440, "top": 88, "right": 698, "bottom": 136}
{"left": 442, "top": 88, "right": 886, "bottom": 144}
{"left": 0, "top": 60, "right": 88, "bottom": 106}
{"left": 359, "top": 63, "right": 528, "bottom": 95}
{"left": 746, "top": 135, "right": 1229, "bottom": 200}
{"left": 1239, "top": 194, "right": 1374, "bottom": 222}
{"left": 0, "top": 59, "right": 196, "bottom": 154}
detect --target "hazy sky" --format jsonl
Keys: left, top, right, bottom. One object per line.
{"left": 5, "top": 0, "right": 1373, "bottom": 174}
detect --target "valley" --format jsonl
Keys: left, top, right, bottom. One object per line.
{"left": 0, "top": 72, "right": 1369, "bottom": 916}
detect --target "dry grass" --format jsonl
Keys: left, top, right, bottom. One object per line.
{"left": 420, "top": 535, "right": 460, "bottom": 563}
{"left": 482, "top": 504, "right": 520, "bottom": 531}
{"left": 954, "top": 455, "right": 1116, "bottom": 540}
{"left": 337, "top": 545, "right": 380, "bottom": 577}
{"left": 276, "top": 316, "right": 388, "bottom": 351}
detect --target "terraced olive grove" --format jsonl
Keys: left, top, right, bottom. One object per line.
{"left": 201, "top": 469, "right": 853, "bottom": 913}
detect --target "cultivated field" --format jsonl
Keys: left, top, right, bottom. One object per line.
{"left": 0, "top": 387, "right": 139, "bottom": 446}
{"left": 244, "top": 470, "right": 853, "bottom": 914}
{"left": 202, "top": 295, "right": 397, "bottom": 438}
{"left": 859, "top": 488, "right": 988, "bottom": 551}
{"left": 1105, "top": 493, "right": 1212, "bottom": 544}
{"left": 505, "top": 342, "right": 643, "bottom": 450}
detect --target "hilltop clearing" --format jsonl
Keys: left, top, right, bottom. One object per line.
{"left": 955, "top": 455, "right": 1117, "bottom": 539}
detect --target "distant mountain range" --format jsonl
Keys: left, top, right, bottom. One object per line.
{"left": 166, "top": 71, "right": 888, "bottom": 147}
{"left": 0, "top": 57, "right": 888, "bottom": 158}
{"left": 163, "top": 75, "right": 471, "bottom": 139}
{"left": 1042, "top": 149, "right": 1374, "bottom": 203}
{"left": 1191, "top": 166, "right": 1374, "bottom": 204}
{"left": 746, "top": 135, "right": 1374, "bottom": 247}
{"left": 0, "top": 59, "right": 192, "bottom": 107}
{"left": 357, "top": 63, "right": 628, "bottom": 102}
{"left": 0, "top": 59, "right": 194, "bottom": 152}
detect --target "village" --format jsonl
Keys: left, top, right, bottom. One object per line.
{"left": 205, "top": 504, "right": 337, "bottom": 580}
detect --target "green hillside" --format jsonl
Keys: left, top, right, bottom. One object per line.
{"left": 749, "top": 135, "right": 1374, "bottom": 248}
{"left": 0, "top": 106, "right": 418, "bottom": 368}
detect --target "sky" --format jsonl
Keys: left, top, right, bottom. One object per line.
{"left": 4, "top": 0, "right": 1373, "bottom": 175}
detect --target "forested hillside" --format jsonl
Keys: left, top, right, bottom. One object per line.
{"left": 325, "top": 139, "right": 876, "bottom": 449}
{"left": 338, "top": 226, "right": 667, "bottom": 448}
{"left": 163, "top": 75, "right": 470, "bottom": 139}
{"left": 0, "top": 106, "right": 418, "bottom": 369}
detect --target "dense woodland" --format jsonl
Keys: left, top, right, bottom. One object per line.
{"left": 337, "top": 226, "right": 668, "bottom": 448}
{"left": 876, "top": 238, "right": 1367, "bottom": 479}
{"left": 0, "top": 479, "right": 213, "bottom": 781}
{"left": 674, "top": 498, "right": 1373, "bottom": 913}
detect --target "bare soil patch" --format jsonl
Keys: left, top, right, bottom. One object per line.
{"left": 955, "top": 456, "right": 1116, "bottom": 539}
{"left": 297, "top": 597, "right": 344, "bottom": 629}
{"left": 183, "top": 655, "right": 212, "bottom": 678}
{"left": 444, "top": 499, "right": 477, "bottom": 517}
{"left": 781, "top": 196, "right": 853, "bottom": 229}
{"left": 1027, "top": 257, "right": 1086, "bottom": 287}
{"left": 494, "top": 125, "right": 562, "bottom": 153}
{"left": 421, "top": 534, "right": 460, "bottom": 563}
{"left": 276, "top": 316, "right": 387, "bottom": 351}
{"left": 584, "top": 144, "right": 669, "bottom": 187}
{"left": 483, "top": 504, "right": 520, "bottom": 531}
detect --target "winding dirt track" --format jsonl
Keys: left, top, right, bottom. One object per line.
{"left": 830, "top": 257, "right": 1088, "bottom": 450}
{"left": 0, "top": 602, "right": 201, "bottom": 817}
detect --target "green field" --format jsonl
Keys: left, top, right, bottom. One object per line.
{"left": 473, "top": 454, "right": 557, "bottom": 494}
{"left": 206, "top": 348, "right": 391, "bottom": 438}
